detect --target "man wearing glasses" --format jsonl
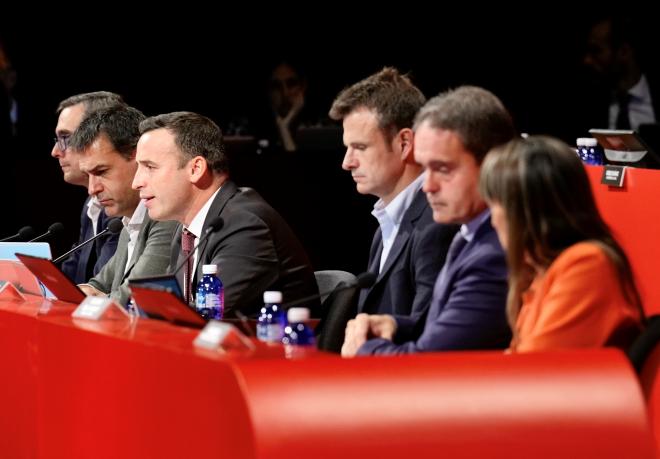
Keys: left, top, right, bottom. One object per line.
{"left": 51, "top": 92, "right": 123, "bottom": 283}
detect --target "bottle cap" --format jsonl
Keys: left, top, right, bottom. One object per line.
{"left": 202, "top": 264, "right": 218, "bottom": 274}
{"left": 584, "top": 138, "right": 598, "bottom": 147}
{"left": 287, "top": 307, "right": 310, "bottom": 323}
{"left": 576, "top": 138, "right": 589, "bottom": 146}
{"left": 263, "top": 291, "right": 283, "bottom": 303}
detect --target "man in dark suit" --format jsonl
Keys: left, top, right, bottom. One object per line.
{"left": 328, "top": 67, "right": 457, "bottom": 326}
{"left": 52, "top": 92, "right": 125, "bottom": 283}
{"left": 342, "top": 86, "right": 515, "bottom": 356}
{"left": 583, "top": 15, "right": 658, "bottom": 132}
{"left": 132, "top": 111, "right": 319, "bottom": 317}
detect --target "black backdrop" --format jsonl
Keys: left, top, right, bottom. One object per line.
{"left": 1, "top": 11, "right": 657, "bottom": 273}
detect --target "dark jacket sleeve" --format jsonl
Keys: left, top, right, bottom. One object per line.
{"left": 358, "top": 238, "right": 510, "bottom": 355}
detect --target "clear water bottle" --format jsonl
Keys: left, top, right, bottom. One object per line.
{"left": 584, "top": 138, "right": 605, "bottom": 165}
{"left": 282, "top": 307, "right": 316, "bottom": 346}
{"left": 195, "top": 264, "right": 224, "bottom": 320}
{"left": 577, "top": 137, "right": 605, "bottom": 165}
{"left": 576, "top": 137, "right": 589, "bottom": 162}
{"left": 256, "top": 291, "right": 286, "bottom": 343}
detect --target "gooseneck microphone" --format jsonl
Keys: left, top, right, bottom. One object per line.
{"left": 52, "top": 218, "right": 124, "bottom": 264}
{"left": 171, "top": 216, "right": 225, "bottom": 276}
{"left": 0, "top": 226, "right": 36, "bottom": 242}
{"left": 282, "top": 271, "right": 377, "bottom": 310}
{"left": 28, "top": 222, "right": 65, "bottom": 243}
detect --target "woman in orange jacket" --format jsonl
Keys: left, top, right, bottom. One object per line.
{"left": 480, "top": 135, "right": 645, "bottom": 352}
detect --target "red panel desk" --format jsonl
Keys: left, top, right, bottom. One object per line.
{"left": 587, "top": 165, "right": 660, "bottom": 453}
{"left": 0, "top": 294, "right": 655, "bottom": 459}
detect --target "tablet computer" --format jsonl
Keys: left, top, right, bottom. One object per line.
{"left": 15, "top": 253, "right": 86, "bottom": 304}
{"left": 129, "top": 284, "right": 205, "bottom": 327}
{"left": 128, "top": 274, "right": 184, "bottom": 300}
{"left": 589, "top": 129, "right": 656, "bottom": 163}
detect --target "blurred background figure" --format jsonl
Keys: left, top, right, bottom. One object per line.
{"left": 480, "top": 135, "right": 645, "bottom": 352}
{"left": 582, "top": 14, "right": 658, "bottom": 132}
{"left": 268, "top": 60, "right": 307, "bottom": 152}
{"left": 0, "top": 39, "right": 17, "bottom": 150}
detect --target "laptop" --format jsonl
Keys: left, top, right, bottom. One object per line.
{"left": 1, "top": 243, "right": 55, "bottom": 298}
{"left": 129, "top": 284, "right": 205, "bottom": 327}
{"left": 15, "top": 253, "right": 86, "bottom": 304}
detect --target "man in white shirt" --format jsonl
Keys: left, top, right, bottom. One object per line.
{"left": 329, "top": 67, "right": 457, "bottom": 327}
{"left": 72, "top": 105, "right": 177, "bottom": 306}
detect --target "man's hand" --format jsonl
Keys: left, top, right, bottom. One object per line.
{"left": 341, "top": 313, "right": 397, "bottom": 357}
{"left": 78, "top": 284, "right": 107, "bottom": 297}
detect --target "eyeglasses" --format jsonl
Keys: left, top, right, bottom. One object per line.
{"left": 54, "top": 134, "right": 71, "bottom": 151}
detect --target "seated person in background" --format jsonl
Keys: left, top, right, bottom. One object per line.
{"left": 52, "top": 92, "right": 125, "bottom": 283}
{"left": 480, "top": 135, "right": 645, "bottom": 352}
{"left": 71, "top": 105, "right": 178, "bottom": 306}
{"left": 341, "top": 86, "right": 516, "bottom": 357}
{"left": 269, "top": 60, "right": 307, "bottom": 152}
{"left": 329, "top": 67, "right": 457, "bottom": 325}
{"left": 131, "top": 111, "right": 319, "bottom": 317}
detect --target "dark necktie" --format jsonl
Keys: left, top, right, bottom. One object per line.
{"left": 616, "top": 91, "right": 631, "bottom": 130}
{"left": 181, "top": 229, "right": 196, "bottom": 305}
{"left": 431, "top": 231, "right": 468, "bottom": 302}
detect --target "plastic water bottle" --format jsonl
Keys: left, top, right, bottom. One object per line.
{"left": 577, "top": 137, "right": 605, "bottom": 165}
{"left": 584, "top": 138, "right": 605, "bottom": 165}
{"left": 282, "top": 307, "right": 316, "bottom": 346}
{"left": 576, "top": 137, "right": 589, "bottom": 162}
{"left": 195, "top": 264, "right": 224, "bottom": 320}
{"left": 256, "top": 291, "right": 286, "bottom": 343}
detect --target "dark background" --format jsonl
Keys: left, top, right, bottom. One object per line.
{"left": 1, "top": 11, "right": 657, "bottom": 274}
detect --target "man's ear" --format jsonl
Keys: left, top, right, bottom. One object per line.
{"left": 399, "top": 128, "right": 414, "bottom": 161}
{"left": 189, "top": 156, "right": 208, "bottom": 183}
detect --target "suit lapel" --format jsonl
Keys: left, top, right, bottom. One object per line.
{"left": 192, "top": 181, "right": 240, "bottom": 282}
{"left": 359, "top": 190, "right": 428, "bottom": 310}
{"left": 375, "top": 190, "right": 428, "bottom": 281}
{"left": 428, "top": 215, "right": 491, "bottom": 317}
{"left": 121, "top": 216, "right": 151, "bottom": 280}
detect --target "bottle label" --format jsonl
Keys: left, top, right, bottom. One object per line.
{"left": 256, "top": 324, "right": 284, "bottom": 342}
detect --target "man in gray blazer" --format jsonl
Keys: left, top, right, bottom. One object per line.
{"left": 132, "top": 111, "right": 318, "bottom": 317}
{"left": 329, "top": 67, "right": 457, "bottom": 326}
{"left": 71, "top": 105, "right": 178, "bottom": 307}
{"left": 342, "top": 86, "right": 516, "bottom": 356}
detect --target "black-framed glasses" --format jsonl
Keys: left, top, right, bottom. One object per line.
{"left": 54, "top": 135, "right": 70, "bottom": 151}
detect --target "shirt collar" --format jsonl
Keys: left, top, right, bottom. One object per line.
{"left": 122, "top": 200, "right": 148, "bottom": 230}
{"left": 185, "top": 186, "right": 222, "bottom": 238}
{"left": 460, "top": 208, "right": 490, "bottom": 243}
{"left": 627, "top": 74, "right": 652, "bottom": 104}
{"left": 371, "top": 173, "right": 425, "bottom": 226}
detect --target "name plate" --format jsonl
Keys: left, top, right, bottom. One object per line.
{"left": 601, "top": 165, "right": 626, "bottom": 188}
{"left": 194, "top": 320, "right": 254, "bottom": 351}
{"left": 72, "top": 296, "right": 129, "bottom": 321}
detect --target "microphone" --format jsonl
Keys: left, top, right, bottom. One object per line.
{"left": 28, "top": 222, "right": 65, "bottom": 243}
{"left": 52, "top": 218, "right": 123, "bottom": 264}
{"left": 282, "top": 271, "right": 377, "bottom": 310}
{"left": 170, "top": 216, "right": 225, "bottom": 276}
{"left": 0, "top": 226, "right": 36, "bottom": 242}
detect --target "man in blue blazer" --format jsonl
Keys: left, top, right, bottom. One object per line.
{"left": 329, "top": 68, "right": 457, "bottom": 326}
{"left": 60, "top": 198, "right": 119, "bottom": 283}
{"left": 52, "top": 92, "right": 125, "bottom": 283}
{"left": 342, "top": 86, "right": 516, "bottom": 356}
